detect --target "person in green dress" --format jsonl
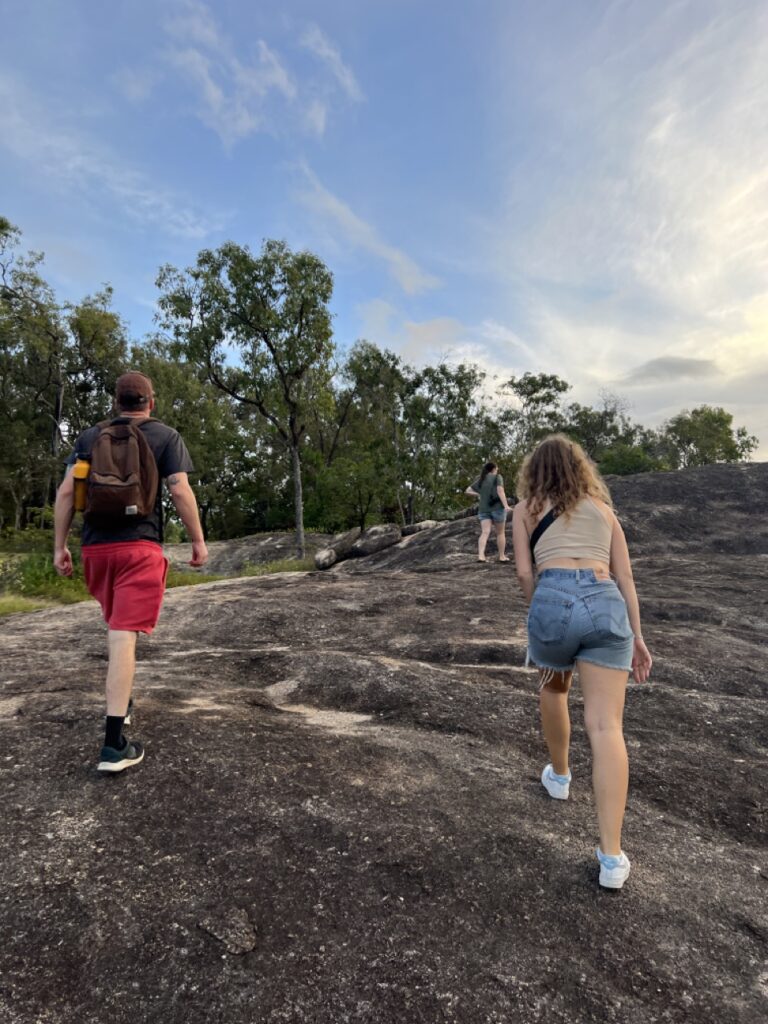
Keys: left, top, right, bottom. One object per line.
{"left": 465, "top": 461, "right": 513, "bottom": 562}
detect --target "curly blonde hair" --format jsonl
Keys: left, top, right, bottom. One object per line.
{"left": 516, "top": 434, "right": 612, "bottom": 520}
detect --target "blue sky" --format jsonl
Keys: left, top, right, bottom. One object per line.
{"left": 2, "top": 0, "right": 767, "bottom": 454}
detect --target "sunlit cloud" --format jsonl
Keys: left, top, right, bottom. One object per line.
{"left": 488, "top": 1, "right": 768, "bottom": 455}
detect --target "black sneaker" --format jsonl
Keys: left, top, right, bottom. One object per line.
{"left": 97, "top": 738, "right": 144, "bottom": 773}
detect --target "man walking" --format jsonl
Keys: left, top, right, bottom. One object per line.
{"left": 54, "top": 371, "right": 208, "bottom": 772}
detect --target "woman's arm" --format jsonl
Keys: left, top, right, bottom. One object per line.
{"left": 465, "top": 486, "right": 479, "bottom": 497}
{"left": 496, "top": 485, "right": 512, "bottom": 511}
{"left": 610, "top": 514, "right": 652, "bottom": 682}
{"left": 512, "top": 502, "right": 535, "bottom": 604}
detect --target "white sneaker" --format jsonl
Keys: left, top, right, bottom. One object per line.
{"left": 541, "top": 763, "right": 571, "bottom": 800}
{"left": 597, "top": 849, "right": 631, "bottom": 889}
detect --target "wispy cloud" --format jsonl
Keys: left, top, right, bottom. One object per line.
{"left": 300, "top": 25, "right": 364, "bottom": 103}
{"left": 160, "top": 3, "right": 361, "bottom": 143}
{"left": 0, "top": 73, "right": 217, "bottom": 240}
{"left": 165, "top": 1, "right": 295, "bottom": 147}
{"left": 299, "top": 166, "right": 440, "bottom": 295}
{"left": 112, "top": 67, "right": 158, "bottom": 103}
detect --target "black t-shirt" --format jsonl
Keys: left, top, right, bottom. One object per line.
{"left": 67, "top": 418, "right": 194, "bottom": 546}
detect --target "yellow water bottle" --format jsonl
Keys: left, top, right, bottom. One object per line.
{"left": 72, "top": 457, "right": 90, "bottom": 512}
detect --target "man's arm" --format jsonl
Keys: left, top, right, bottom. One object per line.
{"left": 165, "top": 473, "right": 208, "bottom": 567}
{"left": 53, "top": 467, "right": 75, "bottom": 576}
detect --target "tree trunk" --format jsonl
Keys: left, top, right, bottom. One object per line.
{"left": 396, "top": 492, "right": 407, "bottom": 528}
{"left": 290, "top": 443, "right": 305, "bottom": 559}
{"left": 46, "top": 378, "right": 65, "bottom": 508}
{"left": 406, "top": 490, "right": 415, "bottom": 526}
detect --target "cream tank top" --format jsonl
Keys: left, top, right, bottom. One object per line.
{"left": 533, "top": 498, "right": 613, "bottom": 564}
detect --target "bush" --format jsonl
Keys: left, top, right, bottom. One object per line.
{"left": 0, "top": 551, "right": 91, "bottom": 603}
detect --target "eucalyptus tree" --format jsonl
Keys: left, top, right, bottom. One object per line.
{"left": 0, "top": 217, "right": 126, "bottom": 521}
{"left": 156, "top": 240, "right": 335, "bottom": 557}
{"left": 659, "top": 406, "right": 758, "bottom": 469}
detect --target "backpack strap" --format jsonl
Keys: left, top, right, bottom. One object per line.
{"left": 529, "top": 508, "right": 558, "bottom": 560}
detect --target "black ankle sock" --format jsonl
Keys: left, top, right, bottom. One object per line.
{"left": 105, "top": 716, "right": 125, "bottom": 750}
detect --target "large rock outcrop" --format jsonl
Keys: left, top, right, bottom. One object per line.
{"left": 313, "top": 526, "right": 362, "bottom": 570}
{"left": 349, "top": 523, "right": 402, "bottom": 557}
{"left": 165, "top": 531, "right": 333, "bottom": 575}
{"left": 0, "top": 462, "right": 766, "bottom": 1024}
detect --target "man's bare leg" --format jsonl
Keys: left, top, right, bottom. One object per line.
{"left": 106, "top": 629, "right": 137, "bottom": 717}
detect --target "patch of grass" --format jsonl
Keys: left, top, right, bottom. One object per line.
{"left": 0, "top": 548, "right": 315, "bottom": 616}
{"left": 166, "top": 569, "right": 229, "bottom": 588}
{"left": 0, "top": 595, "right": 51, "bottom": 617}
{"left": 240, "top": 557, "right": 315, "bottom": 576}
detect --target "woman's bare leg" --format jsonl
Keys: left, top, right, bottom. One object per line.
{"left": 540, "top": 670, "right": 572, "bottom": 776}
{"left": 478, "top": 519, "right": 492, "bottom": 560}
{"left": 494, "top": 520, "right": 508, "bottom": 560}
{"left": 579, "top": 661, "right": 629, "bottom": 856}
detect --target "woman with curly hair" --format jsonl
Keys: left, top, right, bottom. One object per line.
{"left": 512, "top": 434, "right": 652, "bottom": 889}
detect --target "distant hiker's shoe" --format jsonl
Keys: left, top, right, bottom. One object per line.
{"left": 97, "top": 738, "right": 144, "bottom": 773}
{"left": 597, "top": 848, "right": 631, "bottom": 889}
{"left": 541, "top": 763, "right": 571, "bottom": 800}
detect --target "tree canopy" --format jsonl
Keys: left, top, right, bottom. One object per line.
{"left": 0, "top": 217, "right": 761, "bottom": 539}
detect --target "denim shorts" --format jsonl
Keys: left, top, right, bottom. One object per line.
{"left": 527, "top": 569, "right": 634, "bottom": 673}
{"left": 478, "top": 509, "right": 507, "bottom": 523}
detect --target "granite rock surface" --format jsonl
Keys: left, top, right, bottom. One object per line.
{"left": 1, "top": 463, "right": 766, "bottom": 1024}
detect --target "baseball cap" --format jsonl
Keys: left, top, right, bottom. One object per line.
{"left": 115, "top": 371, "right": 154, "bottom": 409}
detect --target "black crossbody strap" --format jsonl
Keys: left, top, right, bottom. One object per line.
{"left": 529, "top": 509, "right": 557, "bottom": 559}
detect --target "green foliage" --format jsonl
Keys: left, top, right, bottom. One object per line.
{"left": 598, "top": 443, "right": 664, "bottom": 476}
{"left": 501, "top": 372, "right": 572, "bottom": 451}
{"left": 156, "top": 239, "right": 336, "bottom": 556}
{"left": 659, "top": 405, "right": 759, "bottom": 468}
{"left": 0, "top": 551, "right": 91, "bottom": 604}
{"left": 0, "top": 220, "right": 127, "bottom": 527}
{"left": 1, "top": 215, "right": 762, "bottom": 548}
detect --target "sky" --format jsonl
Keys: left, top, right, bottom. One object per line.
{"left": 1, "top": 0, "right": 766, "bottom": 456}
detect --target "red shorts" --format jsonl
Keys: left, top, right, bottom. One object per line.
{"left": 82, "top": 541, "right": 169, "bottom": 634}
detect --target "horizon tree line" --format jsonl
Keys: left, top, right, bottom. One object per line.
{"left": 0, "top": 216, "right": 759, "bottom": 553}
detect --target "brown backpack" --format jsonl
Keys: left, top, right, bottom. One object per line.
{"left": 84, "top": 418, "right": 159, "bottom": 522}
